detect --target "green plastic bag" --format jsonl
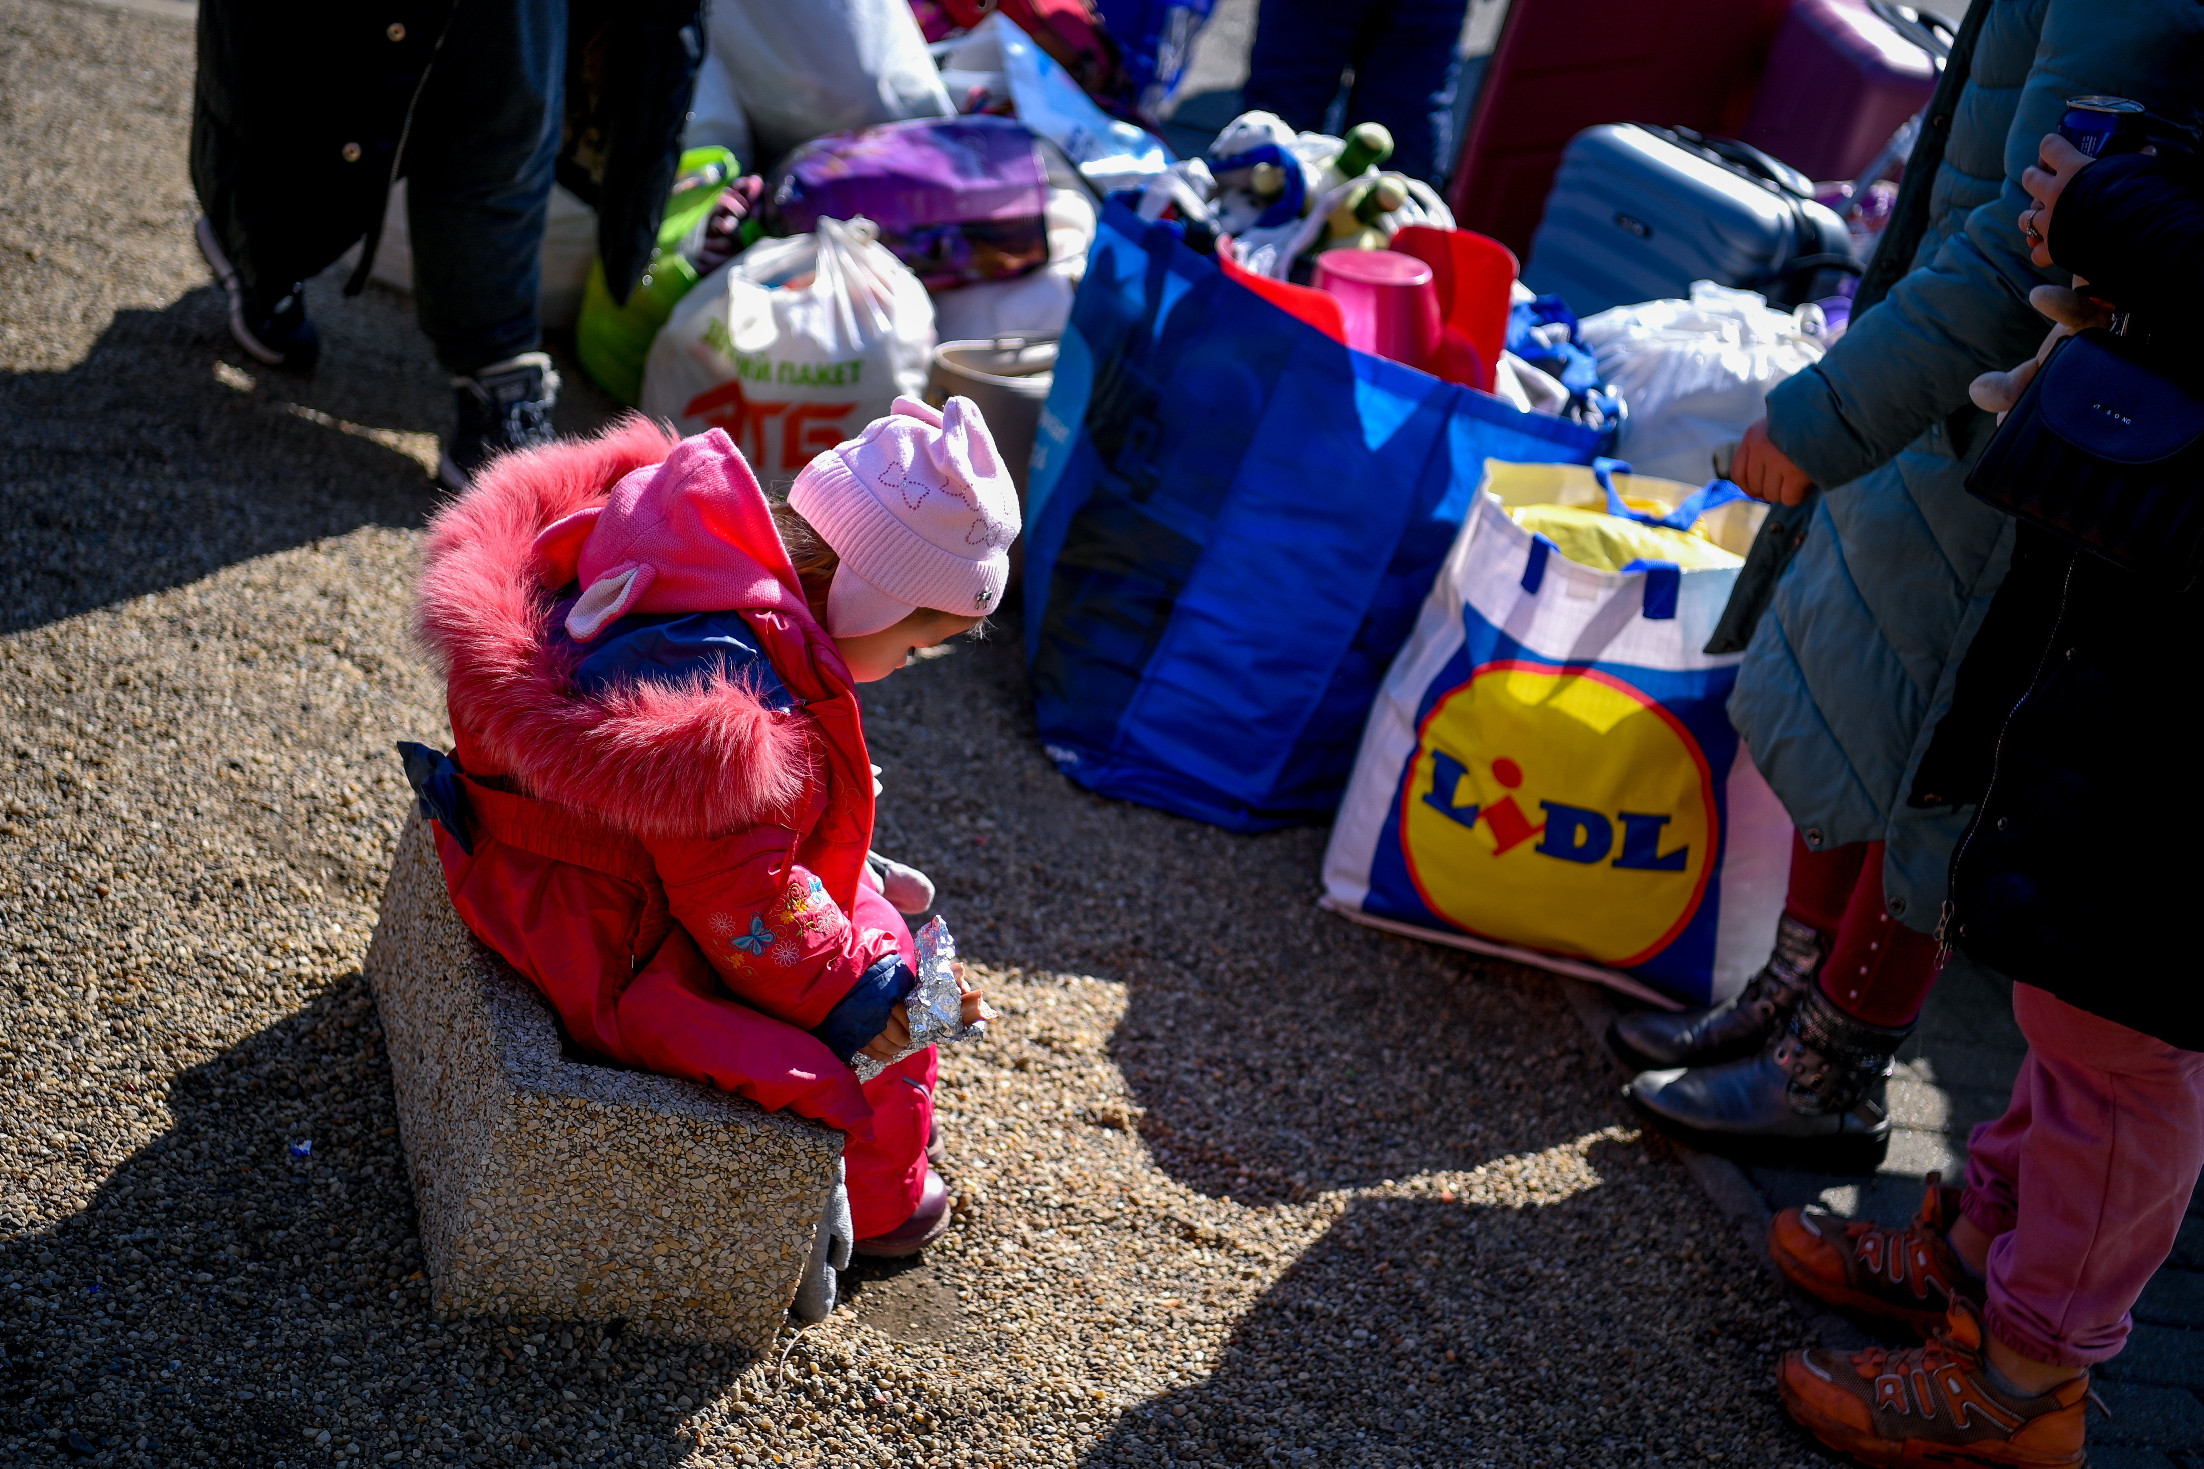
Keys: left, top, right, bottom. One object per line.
{"left": 576, "top": 147, "right": 741, "bottom": 406}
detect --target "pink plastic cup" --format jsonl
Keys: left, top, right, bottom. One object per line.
{"left": 1313, "top": 249, "right": 1441, "bottom": 368}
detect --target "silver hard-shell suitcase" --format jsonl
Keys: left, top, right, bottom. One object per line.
{"left": 1523, "top": 123, "right": 1856, "bottom": 316}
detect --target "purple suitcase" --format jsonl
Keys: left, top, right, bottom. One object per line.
{"left": 766, "top": 116, "right": 1051, "bottom": 292}
{"left": 1740, "top": 0, "right": 1940, "bottom": 183}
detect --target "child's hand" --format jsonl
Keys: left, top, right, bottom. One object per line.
{"left": 857, "top": 964, "right": 999, "bottom": 1064}
{"left": 953, "top": 961, "right": 998, "bottom": 1028}
{"left": 860, "top": 1003, "right": 912, "bottom": 1064}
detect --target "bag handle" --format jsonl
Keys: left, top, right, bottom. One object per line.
{"left": 1621, "top": 559, "right": 1682, "bottom": 620}
{"left": 1517, "top": 533, "right": 1683, "bottom": 620}
{"left": 1592, "top": 458, "right": 1749, "bottom": 531}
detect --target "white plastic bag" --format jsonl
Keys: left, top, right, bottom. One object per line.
{"left": 1576, "top": 281, "right": 1829, "bottom": 486}
{"left": 930, "top": 186, "right": 1096, "bottom": 341}
{"left": 367, "top": 180, "right": 597, "bottom": 331}
{"left": 641, "top": 217, "right": 936, "bottom": 481}
{"left": 684, "top": 0, "right": 953, "bottom": 168}
{"left": 934, "top": 13, "right": 1172, "bottom": 194}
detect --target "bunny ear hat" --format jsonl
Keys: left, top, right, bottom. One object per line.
{"left": 788, "top": 395, "right": 1022, "bottom": 638}
{"left": 527, "top": 427, "right": 808, "bottom": 644}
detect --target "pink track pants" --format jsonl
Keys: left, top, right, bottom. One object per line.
{"left": 1961, "top": 983, "right": 2204, "bottom": 1368}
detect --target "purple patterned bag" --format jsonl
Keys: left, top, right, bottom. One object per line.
{"left": 766, "top": 116, "right": 1051, "bottom": 291}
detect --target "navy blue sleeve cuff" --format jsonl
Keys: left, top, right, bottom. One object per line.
{"left": 810, "top": 956, "right": 917, "bottom": 1064}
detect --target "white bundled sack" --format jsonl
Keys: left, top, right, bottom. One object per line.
{"left": 1577, "top": 281, "right": 1829, "bottom": 486}
{"left": 684, "top": 0, "right": 953, "bottom": 168}
{"left": 641, "top": 217, "right": 936, "bottom": 480}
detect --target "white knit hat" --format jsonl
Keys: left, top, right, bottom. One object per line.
{"left": 787, "top": 395, "right": 1022, "bottom": 638}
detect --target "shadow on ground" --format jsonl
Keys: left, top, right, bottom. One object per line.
{"left": 1076, "top": 1139, "right": 1799, "bottom": 1469}
{"left": 863, "top": 609, "right": 1652, "bottom": 1211}
{"left": 0, "top": 273, "right": 617, "bottom": 637}
{"left": 0, "top": 975, "right": 748, "bottom": 1468}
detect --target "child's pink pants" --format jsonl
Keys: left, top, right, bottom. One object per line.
{"left": 1961, "top": 983, "right": 2204, "bottom": 1368}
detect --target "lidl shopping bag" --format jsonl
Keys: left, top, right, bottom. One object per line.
{"left": 1024, "top": 202, "right": 1608, "bottom": 832}
{"left": 1320, "top": 461, "right": 1792, "bottom": 1007}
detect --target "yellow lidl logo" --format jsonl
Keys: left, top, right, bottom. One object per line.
{"left": 1400, "top": 661, "right": 1716, "bottom": 968}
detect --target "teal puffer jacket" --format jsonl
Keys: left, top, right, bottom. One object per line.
{"left": 1729, "top": 0, "right": 2204, "bottom": 933}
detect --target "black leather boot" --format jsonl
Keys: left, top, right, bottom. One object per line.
{"left": 1609, "top": 913, "right": 1830, "bottom": 1070}
{"left": 1623, "top": 987, "right": 1907, "bottom": 1174}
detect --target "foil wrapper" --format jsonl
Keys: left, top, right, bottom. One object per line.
{"left": 852, "top": 916, "right": 986, "bottom": 1081}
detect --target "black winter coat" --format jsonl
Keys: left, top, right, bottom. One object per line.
{"left": 190, "top": 0, "right": 702, "bottom": 305}
{"left": 1916, "top": 151, "right": 2204, "bottom": 1051}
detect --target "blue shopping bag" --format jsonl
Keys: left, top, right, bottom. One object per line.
{"left": 1023, "top": 201, "right": 1608, "bottom": 832}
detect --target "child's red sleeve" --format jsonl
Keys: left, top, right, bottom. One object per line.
{"left": 646, "top": 827, "right": 903, "bottom": 1032}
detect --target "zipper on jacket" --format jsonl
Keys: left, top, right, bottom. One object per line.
{"left": 1939, "top": 548, "right": 2077, "bottom": 965}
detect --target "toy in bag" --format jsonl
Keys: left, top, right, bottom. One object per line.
{"left": 1320, "top": 459, "right": 1790, "bottom": 1008}
{"left": 640, "top": 216, "right": 935, "bottom": 476}
{"left": 766, "top": 116, "right": 1051, "bottom": 292}
{"left": 574, "top": 147, "right": 745, "bottom": 407}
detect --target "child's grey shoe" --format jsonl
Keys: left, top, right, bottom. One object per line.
{"left": 792, "top": 1160, "right": 852, "bottom": 1323}
{"left": 868, "top": 851, "right": 936, "bottom": 915}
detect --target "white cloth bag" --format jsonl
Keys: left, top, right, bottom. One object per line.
{"left": 683, "top": 0, "right": 953, "bottom": 168}
{"left": 1577, "top": 281, "right": 1829, "bottom": 486}
{"left": 640, "top": 217, "right": 936, "bottom": 483}
{"left": 1320, "top": 461, "right": 1791, "bottom": 1009}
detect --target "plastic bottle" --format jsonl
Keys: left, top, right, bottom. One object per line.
{"left": 1314, "top": 175, "right": 1409, "bottom": 254}
{"left": 1319, "top": 123, "right": 1395, "bottom": 192}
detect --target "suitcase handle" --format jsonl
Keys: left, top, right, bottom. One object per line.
{"left": 1652, "top": 125, "right": 1815, "bottom": 200}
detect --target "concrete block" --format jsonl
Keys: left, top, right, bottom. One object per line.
{"left": 364, "top": 814, "right": 843, "bottom": 1350}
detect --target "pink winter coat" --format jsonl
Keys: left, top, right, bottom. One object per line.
{"left": 409, "top": 421, "right": 935, "bottom": 1220}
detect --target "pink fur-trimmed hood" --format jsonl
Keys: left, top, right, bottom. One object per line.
{"left": 415, "top": 417, "right": 823, "bottom": 839}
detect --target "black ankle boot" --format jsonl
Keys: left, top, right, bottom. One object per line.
{"left": 1622, "top": 987, "right": 1908, "bottom": 1174}
{"left": 1609, "top": 913, "right": 1829, "bottom": 1070}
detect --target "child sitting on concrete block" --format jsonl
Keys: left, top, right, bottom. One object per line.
{"left": 406, "top": 397, "right": 1012, "bottom": 1257}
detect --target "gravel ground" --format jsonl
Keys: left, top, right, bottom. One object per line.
{"left": 1, "top": 1, "right": 1851, "bottom": 1465}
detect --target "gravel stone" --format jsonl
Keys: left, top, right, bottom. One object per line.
{"left": 0, "top": 0, "right": 1848, "bottom": 1463}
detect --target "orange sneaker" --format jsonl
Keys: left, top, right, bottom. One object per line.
{"left": 1769, "top": 1172, "right": 1983, "bottom": 1335}
{"left": 1777, "top": 1299, "right": 2087, "bottom": 1468}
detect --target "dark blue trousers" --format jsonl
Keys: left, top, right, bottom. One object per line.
{"left": 1241, "top": 0, "right": 1470, "bottom": 187}
{"left": 193, "top": 0, "right": 563, "bottom": 374}
{"left": 401, "top": 0, "right": 566, "bottom": 374}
